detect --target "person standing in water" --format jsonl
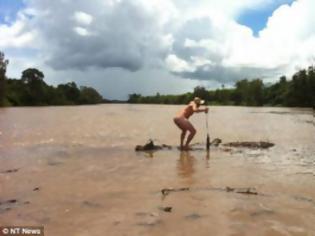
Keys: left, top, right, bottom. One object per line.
{"left": 174, "top": 97, "right": 208, "bottom": 150}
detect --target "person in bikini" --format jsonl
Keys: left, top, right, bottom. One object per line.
{"left": 174, "top": 97, "right": 208, "bottom": 150}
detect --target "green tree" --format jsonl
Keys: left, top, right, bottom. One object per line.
{"left": 264, "top": 76, "right": 289, "bottom": 106}
{"left": 57, "top": 82, "right": 81, "bottom": 104}
{"left": 233, "top": 79, "right": 264, "bottom": 106}
{"left": 250, "top": 79, "right": 264, "bottom": 106}
{"left": 234, "top": 79, "right": 249, "bottom": 105}
{"left": 287, "top": 70, "right": 309, "bottom": 107}
{"left": 6, "top": 79, "right": 26, "bottom": 106}
{"left": 308, "top": 66, "right": 315, "bottom": 107}
{"left": 193, "top": 86, "right": 208, "bottom": 101}
{"left": 21, "top": 68, "right": 44, "bottom": 84}
{"left": 21, "top": 68, "right": 47, "bottom": 105}
{"left": 0, "top": 52, "right": 9, "bottom": 106}
{"left": 128, "top": 93, "right": 142, "bottom": 103}
{"left": 79, "top": 86, "right": 103, "bottom": 104}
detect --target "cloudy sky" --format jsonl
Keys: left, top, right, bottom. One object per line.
{"left": 1, "top": 0, "right": 315, "bottom": 99}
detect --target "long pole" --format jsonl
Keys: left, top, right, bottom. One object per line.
{"left": 206, "top": 108, "right": 210, "bottom": 150}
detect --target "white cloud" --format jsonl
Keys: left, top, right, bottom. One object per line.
{"left": 73, "top": 11, "right": 93, "bottom": 25}
{"left": 73, "top": 26, "right": 91, "bottom": 36}
{"left": 172, "top": 0, "right": 276, "bottom": 20}
{"left": 225, "top": 0, "right": 315, "bottom": 75}
{"left": 164, "top": 0, "right": 315, "bottom": 82}
{"left": 166, "top": 54, "right": 194, "bottom": 73}
{"left": 0, "top": 20, "right": 35, "bottom": 48}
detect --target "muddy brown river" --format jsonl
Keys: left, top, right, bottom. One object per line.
{"left": 0, "top": 105, "right": 314, "bottom": 236}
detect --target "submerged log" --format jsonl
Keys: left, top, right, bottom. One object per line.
{"left": 161, "top": 186, "right": 259, "bottom": 197}
{"left": 135, "top": 138, "right": 222, "bottom": 152}
{"left": 135, "top": 139, "right": 274, "bottom": 151}
{"left": 135, "top": 140, "right": 172, "bottom": 151}
{"left": 223, "top": 141, "right": 274, "bottom": 149}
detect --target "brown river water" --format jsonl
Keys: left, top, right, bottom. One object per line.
{"left": 0, "top": 105, "right": 314, "bottom": 236}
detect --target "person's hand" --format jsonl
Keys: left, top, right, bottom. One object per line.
{"left": 205, "top": 108, "right": 209, "bottom": 113}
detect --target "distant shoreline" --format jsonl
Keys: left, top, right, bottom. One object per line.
{"left": 1, "top": 102, "right": 314, "bottom": 110}
{"left": 1, "top": 62, "right": 315, "bottom": 108}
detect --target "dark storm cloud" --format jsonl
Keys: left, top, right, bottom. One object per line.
{"left": 172, "top": 63, "right": 285, "bottom": 83}
{"left": 28, "top": 0, "right": 170, "bottom": 71}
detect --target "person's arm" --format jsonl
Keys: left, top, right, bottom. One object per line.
{"left": 192, "top": 103, "right": 208, "bottom": 113}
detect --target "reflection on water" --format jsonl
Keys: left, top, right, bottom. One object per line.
{"left": 0, "top": 105, "right": 315, "bottom": 236}
{"left": 177, "top": 151, "right": 195, "bottom": 180}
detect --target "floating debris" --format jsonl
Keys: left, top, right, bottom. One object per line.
{"left": 250, "top": 209, "right": 275, "bottom": 217}
{"left": 161, "top": 187, "right": 190, "bottom": 196}
{"left": 0, "top": 199, "right": 18, "bottom": 214}
{"left": 82, "top": 201, "right": 102, "bottom": 208}
{"left": 47, "top": 161, "right": 63, "bottom": 166}
{"left": 225, "top": 186, "right": 258, "bottom": 195}
{"left": 185, "top": 213, "right": 202, "bottom": 220}
{"left": 158, "top": 206, "right": 172, "bottom": 212}
{"left": 1, "top": 168, "right": 19, "bottom": 174}
{"left": 6, "top": 199, "right": 18, "bottom": 204}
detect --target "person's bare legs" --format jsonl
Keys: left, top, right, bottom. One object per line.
{"left": 174, "top": 117, "right": 196, "bottom": 150}
{"left": 184, "top": 125, "right": 196, "bottom": 150}
{"left": 180, "top": 130, "right": 187, "bottom": 149}
{"left": 174, "top": 118, "right": 186, "bottom": 149}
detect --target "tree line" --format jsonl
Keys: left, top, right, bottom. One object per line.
{"left": 1, "top": 51, "right": 315, "bottom": 107}
{"left": 129, "top": 67, "right": 315, "bottom": 107}
{"left": 0, "top": 52, "right": 104, "bottom": 106}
